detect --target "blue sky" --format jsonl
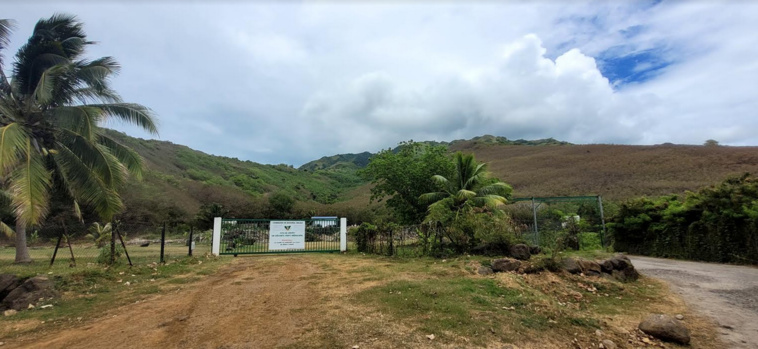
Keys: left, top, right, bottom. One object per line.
{"left": 4, "top": 1, "right": 758, "bottom": 166}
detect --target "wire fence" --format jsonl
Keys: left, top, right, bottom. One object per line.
{"left": 0, "top": 221, "right": 213, "bottom": 268}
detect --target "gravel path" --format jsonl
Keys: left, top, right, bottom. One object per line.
{"left": 631, "top": 256, "right": 758, "bottom": 349}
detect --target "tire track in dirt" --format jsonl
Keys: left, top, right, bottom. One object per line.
{"left": 6, "top": 256, "right": 322, "bottom": 349}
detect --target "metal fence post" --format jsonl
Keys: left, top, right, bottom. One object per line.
{"left": 531, "top": 197, "right": 539, "bottom": 245}
{"left": 160, "top": 222, "right": 166, "bottom": 264}
{"left": 212, "top": 217, "right": 222, "bottom": 256}
{"left": 598, "top": 196, "right": 607, "bottom": 249}
{"left": 340, "top": 218, "right": 347, "bottom": 252}
{"left": 188, "top": 225, "right": 194, "bottom": 257}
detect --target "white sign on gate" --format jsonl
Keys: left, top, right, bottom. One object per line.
{"left": 269, "top": 221, "right": 306, "bottom": 250}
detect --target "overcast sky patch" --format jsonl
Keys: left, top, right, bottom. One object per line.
{"left": 5, "top": 1, "right": 758, "bottom": 165}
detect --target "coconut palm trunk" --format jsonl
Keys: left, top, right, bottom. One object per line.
{"left": 13, "top": 218, "right": 31, "bottom": 263}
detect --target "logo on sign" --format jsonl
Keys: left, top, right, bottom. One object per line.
{"left": 285, "top": 226, "right": 291, "bottom": 231}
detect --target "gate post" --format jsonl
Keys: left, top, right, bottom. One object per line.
{"left": 212, "top": 217, "right": 222, "bottom": 256}
{"left": 340, "top": 218, "right": 347, "bottom": 252}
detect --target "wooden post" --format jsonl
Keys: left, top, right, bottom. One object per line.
{"left": 598, "top": 196, "right": 607, "bottom": 249}
{"left": 116, "top": 223, "right": 132, "bottom": 266}
{"left": 50, "top": 231, "right": 63, "bottom": 267}
{"left": 61, "top": 220, "right": 75, "bottom": 267}
{"left": 110, "top": 221, "right": 116, "bottom": 265}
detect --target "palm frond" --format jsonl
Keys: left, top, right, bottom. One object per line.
{"left": 0, "top": 19, "right": 15, "bottom": 73}
{"left": 98, "top": 133, "right": 144, "bottom": 179}
{"left": 71, "top": 86, "right": 122, "bottom": 104}
{"left": 53, "top": 143, "right": 123, "bottom": 221}
{"left": 53, "top": 105, "right": 103, "bottom": 141}
{"left": 58, "top": 130, "right": 127, "bottom": 187}
{"left": 0, "top": 123, "right": 28, "bottom": 175}
{"left": 90, "top": 103, "right": 158, "bottom": 135}
{"left": 73, "top": 200, "right": 83, "bottom": 222}
{"left": 477, "top": 182, "right": 512, "bottom": 197}
{"left": 9, "top": 142, "right": 51, "bottom": 227}
{"left": 454, "top": 189, "right": 477, "bottom": 201}
{"left": 0, "top": 221, "right": 14, "bottom": 238}
{"left": 419, "top": 191, "right": 448, "bottom": 205}
{"left": 32, "top": 63, "right": 68, "bottom": 105}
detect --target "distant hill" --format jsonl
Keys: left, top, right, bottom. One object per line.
{"left": 101, "top": 130, "right": 758, "bottom": 228}
{"left": 298, "top": 152, "right": 372, "bottom": 172}
{"left": 450, "top": 142, "right": 758, "bottom": 200}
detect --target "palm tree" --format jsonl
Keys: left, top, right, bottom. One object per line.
{"left": 420, "top": 152, "right": 512, "bottom": 217}
{"left": 86, "top": 222, "right": 112, "bottom": 248}
{"left": 0, "top": 15, "right": 158, "bottom": 263}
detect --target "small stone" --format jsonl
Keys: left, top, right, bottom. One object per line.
{"left": 426, "top": 334, "right": 435, "bottom": 340}
{"left": 600, "top": 339, "right": 616, "bottom": 349}
{"left": 3, "top": 309, "right": 17, "bottom": 317}
{"left": 124, "top": 282, "right": 131, "bottom": 286}
{"left": 27, "top": 304, "right": 35, "bottom": 309}
{"left": 477, "top": 266, "right": 494, "bottom": 275}
{"left": 352, "top": 346, "right": 359, "bottom": 349}
{"left": 675, "top": 314, "right": 684, "bottom": 320}
{"left": 40, "top": 304, "right": 53, "bottom": 309}
{"left": 595, "top": 329, "right": 604, "bottom": 337}
{"left": 642, "top": 337, "right": 651, "bottom": 343}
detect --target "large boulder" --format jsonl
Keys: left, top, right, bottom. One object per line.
{"left": 1, "top": 276, "right": 59, "bottom": 311}
{"left": 0, "top": 274, "right": 21, "bottom": 301}
{"left": 611, "top": 268, "right": 640, "bottom": 282}
{"left": 561, "top": 258, "right": 582, "bottom": 274}
{"left": 477, "top": 266, "right": 494, "bottom": 275}
{"left": 509, "top": 244, "right": 531, "bottom": 261}
{"left": 577, "top": 260, "right": 602, "bottom": 276}
{"left": 609, "top": 254, "right": 632, "bottom": 270}
{"left": 638, "top": 314, "right": 691, "bottom": 345}
{"left": 491, "top": 258, "right": 521, "bottom": 273}
{"left": 600, "top": 259, "right": 614, "bottom": 273}
{"left": 601, "top": 254, "right": 640, "bottom": 282}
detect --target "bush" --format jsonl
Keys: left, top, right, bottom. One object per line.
{"left": 97, "top": 244, "right": 126, "bottom": 265}
{"left": 610, "top": 174, "right": 758, "bottom": 264}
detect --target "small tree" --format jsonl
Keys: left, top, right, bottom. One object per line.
{"left": 86, "top": 222, "right": 112, "bottom": 248}
{"left": 704, "top": 139, "right": 720, "bottom": 147}
{"left": 360, "top": 141, "right": 454, "bottom": 224}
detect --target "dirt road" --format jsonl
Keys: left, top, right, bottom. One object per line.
{"left": 631, "top": 256, "right": 758, "bottom": 349}
{"left": 6, "top": 257, "right": 328, "bottom": 349}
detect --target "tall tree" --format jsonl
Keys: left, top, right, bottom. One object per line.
{"left": 0, "top": 14, "right": 158, "bottom": 263}
{"left": 359, "top": 141, "right": 454, "bottom": 224}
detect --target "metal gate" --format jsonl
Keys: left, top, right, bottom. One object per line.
{"left": 214, "top": 218, "right": 344, "bottom": 255}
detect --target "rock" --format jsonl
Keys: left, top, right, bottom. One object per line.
{"left": 426, "top": 334, "right": 435, "bottom": 340}
{"left": 3, "top": 309, "right": 17, "bottom": 316}
{"left": 528, "top": 245, "right": 542, "bottom": 255}
{"left": 491, "top": 258, "right": 521, "bottom": 273}
{"left": 675, "top": 314, "right": 684, "bottom": 320}
{"left": 609, "top": 254, "right": 631, "bottom": 270}
{"left": 638, "top": 314, "right": 691, "bottom": 345}
{"left": 561, "top": 258, "right": 582, "bottom": 274}
{"left": 600, "top": 339, "right": 617, "bottom": 349}
{"left": 611, "top": 267, "right": 640, "bottom": 282}
{"left": 0, "top": 274, "right": 20, "bottom": 302}
{"left": 577, "top": 260, "right": 602, "bottom": 276}
{"left": 1, "top": 277, "right": 59, "bottom": 311}
{"left": 600, "top": 260, "right": 614, "bottom": 273}
{"left": 477, "top": 266, "right": 494, "bottom": 275}
{"left": 509, "top": 244, "right": 531, "bottom": 260}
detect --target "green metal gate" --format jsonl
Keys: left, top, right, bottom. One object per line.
{"left": 218, "top": 218, "right": 342, "bottom": 255}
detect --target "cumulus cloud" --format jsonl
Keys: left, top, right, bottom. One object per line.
{"left": 301, "top": 34, "right": 662, "bottom": 153}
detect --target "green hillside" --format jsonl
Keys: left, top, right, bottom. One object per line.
{"left": 299, "top": 152, "right": 372, "bottom": 172}
{"left": 100, "top": 130, "right": 366, "bottom": 226}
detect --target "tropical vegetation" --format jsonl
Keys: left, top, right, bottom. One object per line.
{"left": 0, "top": 15, "right": 157, "bottom": 262}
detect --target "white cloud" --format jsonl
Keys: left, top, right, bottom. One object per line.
{"left": 4, "top": 1, "right": 758, "bottom": 165}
